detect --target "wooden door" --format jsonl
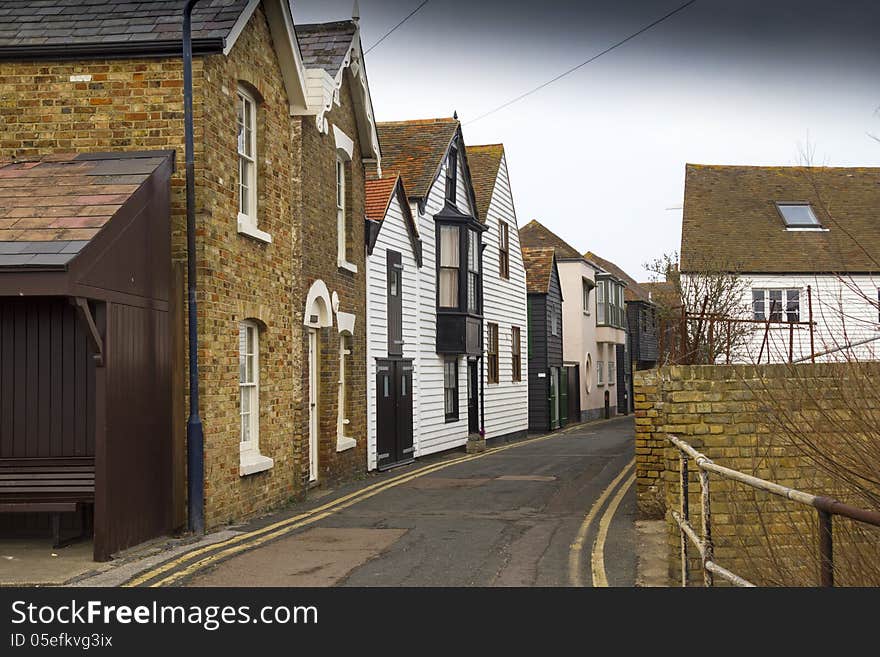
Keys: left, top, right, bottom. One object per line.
{"left": 559, "top": 368, "right": 569, "bottom": 427}
{"left": 467, "top": 359, "right": 479, "bottom": 434}
{"left": 567, "top": 365, "right": 581, "bottom": 424}
{"left": 376, "top": 359, "right": 414, "bottom": 470}
{"left": 308, "top": 328, "right": 318, "bottom": 482}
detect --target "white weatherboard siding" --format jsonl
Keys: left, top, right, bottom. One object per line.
{"left": 481, "top": 155, "right": 529, "bottom": 439}
{"left": 733, "top": 274, "right": 880, "bottom": 363}
{"left": 415, "top": 156, "right": 472, "bottom": 456}
{"left": 366, "top": 193, "right": 420, "bottom": 470}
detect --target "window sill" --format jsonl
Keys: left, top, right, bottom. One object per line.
{"left": 240, "top": 451, "right": 274, "bottom": 476}
{"left": 338, "top": 260, "right": 358, "bottom": 274}
{"left": 238, "top": 219, "right": 273, "bottom": 244}
{"left": 336, "top": 435, "right": 356, "bottom": 453}
{"left": 444, "top": 416, "right": 459, "bottom": 424}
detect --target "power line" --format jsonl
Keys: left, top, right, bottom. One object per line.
{"left": 465, "top": 0, "right": 698, "bottom": 126}
{"left": 364, "top": 0, "right": 430, "bottom": 54}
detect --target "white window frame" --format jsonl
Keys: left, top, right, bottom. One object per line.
{"left": 236, "top": 86, "right": 271, "bottom": 244}
{"left": 608, "top": 360, "right": 616, "bottom": 385}
{"left": 336, "top": 333, "right": 356, "bottom": 452}
{"left": 239, "top": 320, "right": 273, "bottom": 475}
{"left": 752, "top": 288, "right": 800, "bottom": 322}
{"left": 583, "top": 279, "right": 592, "bottom": 315}
{"left": 597, "top": 360, "right": 604, "bottom": 386}
{"left": 334, "top": 126, "right": 357, "bottom": 273}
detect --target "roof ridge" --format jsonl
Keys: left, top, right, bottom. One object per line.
{"left": 377, "top": 117, "right": 458, "bottom": 126}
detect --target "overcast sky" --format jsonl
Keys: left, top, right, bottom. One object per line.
{"left": 292, "top": 0, "right": 880, "bottom": 280}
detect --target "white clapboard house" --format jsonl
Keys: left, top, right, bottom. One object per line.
{"left": 681, "top": 164, "right": 880, "bottom": 363}
{"left": 365, "top": 118, "right": 528, "bottom": 470}
{"left": 467, "top": 144, "right": 530, "bottom": 443}
{"left": 364, "top": 174, "right": 422, "bottom": 470}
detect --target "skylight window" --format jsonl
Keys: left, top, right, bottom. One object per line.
{"left": 776, "top": 203, "right": 821, "bottom": 228}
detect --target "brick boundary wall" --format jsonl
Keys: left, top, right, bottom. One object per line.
{"left": 634, "top": 363, "right": 880, "bottom": 586}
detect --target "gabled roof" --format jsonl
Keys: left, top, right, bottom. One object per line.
{"left": 364, "top": 172, "right": 421, "bottom": 266}
{"left": 521, "top": 246, "right": 557, "bottom": 295}
{"left": 376, "top": 118, "right": 460, "bottom": 200}
{"left": 365, "top": 175, "right": 399, "bottom": 223}
{"left": 681, "top": 164, "right": 880, "bottom": 274}
{"left": 518, "top": 220, "right": 583, "bottom": 261}
{"left": 466, "top": 144, "right": 504, "bottom": 222}
{"left": 640, "top": 281, "right": 680, "bottom": 308}
{"left": 296, "top": 20, "right": 357, "bottom": 77}
{"left": 584, "top": 251, "right": 650, "bottom": 303}
{"left": 0, "top": 0, "right": 250, "bottom": 55}
{"left": 0, "top": 151, "right": 172, "bottom": 268}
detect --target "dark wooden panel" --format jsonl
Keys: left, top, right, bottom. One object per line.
{"left": 387, "top": 250, "right": 403, "bottom": 357}
{"left": 0, "top": 297, "right": 94, "bottom": 460}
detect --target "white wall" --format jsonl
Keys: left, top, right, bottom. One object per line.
{"left": 481, "top": 154, "right": 529, "bottom": 440}
{"left": 414, "top": 155, "right": 474, "bottom": 456}
{"left": 366, "top": 191, "right": 421, "bottom": 470}
{"left": 734, "top": 274, "right": 880, "bottom": 363}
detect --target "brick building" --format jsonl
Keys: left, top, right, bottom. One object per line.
{"left": 0, "top": 1, "right": 380, "bottom": 549}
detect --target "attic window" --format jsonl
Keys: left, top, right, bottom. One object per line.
{"left": 776, "top": 203, "right": 821, "bottom": 229}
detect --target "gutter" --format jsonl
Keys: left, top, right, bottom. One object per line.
{"left": 0, "top": 38, "right": 225, "bottom": 62}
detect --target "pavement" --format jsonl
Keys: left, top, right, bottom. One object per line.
{"left": 133, "top": 415, "right": 639, "bottom": 587}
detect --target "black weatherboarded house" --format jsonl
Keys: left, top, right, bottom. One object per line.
{"left": 521, "top": 246, "right": 565, "bottom": 432}
{"left": 0, "top": 152, "right": 175, "bottom": 561}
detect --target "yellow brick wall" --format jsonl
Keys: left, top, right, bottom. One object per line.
{"left": 0, "top": 6, "right": 312, "bottom": 529}
{"left": 634, "top": 363, "right": 880, "bottom": 586}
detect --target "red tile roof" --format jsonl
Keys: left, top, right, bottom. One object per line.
{"left": 466, "top": 144, "right": 504, "bottom": 222}
{"left": 364, "top": 174, "right": 399, "bottom": 223}
{"left": 518, "top": 220, "right": 583, "bottom": 260}
{"left": 521, "top": 246, "right": 556, "bottom": 294}
{"left": 376, "top": 118, "right": 459, "bottom": 199}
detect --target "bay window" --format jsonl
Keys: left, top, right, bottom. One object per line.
{"left": 467, "top": 229, "right": 479, "bottom": 313}
{"left": 439, "top": 224, "right": 460, "bottom": 308}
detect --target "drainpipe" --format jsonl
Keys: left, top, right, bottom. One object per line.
{"left": 183, "top": 0, "right": 204, "bottom": 535}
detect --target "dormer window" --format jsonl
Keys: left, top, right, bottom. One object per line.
{"left": 777, "top": 203, "right": 822, "bottom": 229}
{"left": 445, "top": 144, "right": 458, "bottom": 205}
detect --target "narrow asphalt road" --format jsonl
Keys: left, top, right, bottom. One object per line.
{"left": 184, "top": 416, "right": 636, "bottom": 587}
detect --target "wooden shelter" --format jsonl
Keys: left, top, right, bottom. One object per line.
{"left": 0, "top": 151, "right": 176, "bottom": 561}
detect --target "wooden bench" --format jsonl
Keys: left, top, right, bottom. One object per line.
{"left": 0, "top": 457, "right": 95, "bottom": 548}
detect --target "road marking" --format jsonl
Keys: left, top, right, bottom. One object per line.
{"left": 568, "top": 458, "right": 635, "bottom": 587}
{"left": 590, "top": 470, "right": 636, "bottom": 587}
{"left": 126, "top": 425, "right": 580, "bottom": 587}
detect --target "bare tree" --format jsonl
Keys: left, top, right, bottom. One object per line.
{"left": 644, "top": 251, "right": 752, "bottom": 365}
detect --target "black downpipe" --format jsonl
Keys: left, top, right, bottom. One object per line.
{"left": 183, "top": 0, "right": 204, "bottom": 535}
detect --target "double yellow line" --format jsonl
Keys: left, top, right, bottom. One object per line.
{"left": 126, "top": 428, "right": 575, "bottom": 587}
{"left": 568, "top": 458, "right": 636, "bottom": 587}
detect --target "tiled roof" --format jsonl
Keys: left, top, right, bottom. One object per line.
{"left": 295, "top": 20, "right": 356, "bottom": 76}
{"left": 0, "top": 0, "right": 249, "bottom": 49}
{"left": 518, "top": 220, "right": 583, "bottom": 261}
{"left": 640, "top": 281, "right": 680, "bottom": 308}
{"left": 364, "top": 174, "right": 399, "bottom": 223}
{"left": 584, "top": 251, "right": 651, "bottom": 303}
{"left": 376, "top": 118, "right": 459, "bottom": 200}
{"left": 466, "top": 144, "right": 504, "bottom": 223}
{"left": 0, "top": 151, "right": 170, "bottom": 268}
{"left": 681, "top": 164, "right": 880, "bottom": 273}
{"left": 521, "top": 246, "right": 556, "bottom": 294}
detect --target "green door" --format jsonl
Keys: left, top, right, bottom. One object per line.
{"left": 559, "top": 368, "right": 569, "bottom": 427}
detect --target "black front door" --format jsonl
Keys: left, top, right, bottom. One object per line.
{"left": 376, "top": 359, "right": 414, "bottom": 470}
{"left": 467, "top": 359, "right": 479, "bottom": 434}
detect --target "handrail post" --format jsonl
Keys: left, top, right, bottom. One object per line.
{"left": 818, "top": 509, "right": 834, "bottom": 587}
{"left": 699, "top": 469, "right": 714, "bottom": 587}
{"left": 679, "top": 452, "right": 689, "bottom": 587}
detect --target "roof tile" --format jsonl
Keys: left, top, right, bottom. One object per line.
{"left": 376, "top": 118, "right": 459, "bottom": 199}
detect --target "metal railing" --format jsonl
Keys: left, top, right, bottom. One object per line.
{"left": 668, "top": 434, "right": 880, "bottom": 587}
